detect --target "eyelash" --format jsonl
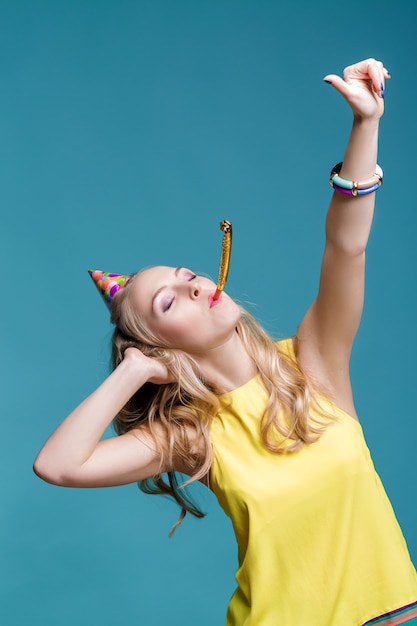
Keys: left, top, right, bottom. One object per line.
{"left": 162, "top": 272, "right": 196, "bottom": 312}
{"left": 162, "top": 298, "right": 174, "bottom": 312}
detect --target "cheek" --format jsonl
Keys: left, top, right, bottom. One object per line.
{"left": 153, "top": 297, "right": 240, "bottom": 349}
{"left": 214, "top": 298, "right": 241, "bottom": 325}
{"left": 157, "top": 317, "right": 197, "bottom": 346}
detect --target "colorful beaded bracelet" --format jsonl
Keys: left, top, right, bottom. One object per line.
{"left": 330, "top": 162, "right": 383, "bottom": 196}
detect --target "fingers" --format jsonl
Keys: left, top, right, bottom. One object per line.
{"left": 345, "top": 58, "right": 390, "bottom": 98}
{"left": 324, "top": 58, "right": 391, "bottom": 99}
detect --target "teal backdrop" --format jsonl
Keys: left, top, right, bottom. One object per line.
{"left": 1, "top": 1, "right": 416, "bottom": 624}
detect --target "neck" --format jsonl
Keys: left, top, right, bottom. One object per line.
{"left": 191, "top": 330, "right": 258, "bottom": 394}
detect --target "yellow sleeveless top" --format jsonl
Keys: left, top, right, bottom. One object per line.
{"left": 210, "top": 339, "right": 417, "bottom": 626}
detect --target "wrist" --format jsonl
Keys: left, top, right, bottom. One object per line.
{"left": 117, "top": 352, "right": 150, "bottom": 387}
{"left": 119, "top": 348, "right": 166, "bottom": 386}
{"left": 352, "top": 114, "right": 380, "bottom": 128}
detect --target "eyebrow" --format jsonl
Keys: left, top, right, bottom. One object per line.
{"left": 151, "top": 267, "right": 183, "bottom": 313}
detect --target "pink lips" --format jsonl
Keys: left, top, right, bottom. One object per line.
{"left": 208, "top": 293, "right": 221, "bottom": 308}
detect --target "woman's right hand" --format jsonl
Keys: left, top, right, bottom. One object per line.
{"left": 123, "top": 346, "right": 175, "bottom": 385}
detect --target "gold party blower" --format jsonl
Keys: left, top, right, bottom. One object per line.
{"left": 211, "top": 219, "right": 232, "bottom": 305}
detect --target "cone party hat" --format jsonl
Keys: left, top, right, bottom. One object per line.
{"left": 88, "top": 269, "right": 130, "bottom": 310}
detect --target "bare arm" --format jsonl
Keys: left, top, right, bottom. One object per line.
{"left": 297, "top": 59, "right": 390, "bottom": 416}
{"left": 33, "top": 349, "right": 173, "bottom": 487}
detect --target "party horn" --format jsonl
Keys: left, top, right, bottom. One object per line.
{"left": 212, "top": 220, "right": 232, "bottom": 302}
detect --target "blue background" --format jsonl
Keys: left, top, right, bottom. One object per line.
{"left": 1, "top": 1, "right": 416, "bottom": 624}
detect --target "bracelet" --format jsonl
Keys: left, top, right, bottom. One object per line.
{"left": 329, "top": 161, "right": 383, "bottom": 196}
{"left": 331, "top": 181, "right": 381, "bottom": 196}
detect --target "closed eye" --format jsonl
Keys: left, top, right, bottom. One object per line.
{"left": 160, "top": 270, "right": 196, "bottom": 312}
{"left": 184, "top": 270, "right": 197, "bottom": 281}
{"left": 161, "top": 296, "right": 174, "bottom": 312}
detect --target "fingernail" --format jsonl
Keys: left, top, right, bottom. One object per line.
{"left": 386, "top": 71, "right": 392, "bottom": 77}
{"left": 323, "top": 79, "right": 332, "bottom": 84}
{"left": 380, "top": 83, "right": 385, "bottom": 98}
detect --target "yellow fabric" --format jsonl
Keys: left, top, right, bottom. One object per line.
{"left": 210, "top": 338, "right": 417, "bottom": 626}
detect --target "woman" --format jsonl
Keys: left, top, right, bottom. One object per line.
{"left": 34, "top": 58, "right": 417, "bottom": 625}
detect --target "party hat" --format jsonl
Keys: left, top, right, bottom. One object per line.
{"left": 88, "top": 269, "right": 130, "bottom": 310}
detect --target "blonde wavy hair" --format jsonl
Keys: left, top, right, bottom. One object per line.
{"left": 110, "top": 271, "right": 328, "bottom": 533}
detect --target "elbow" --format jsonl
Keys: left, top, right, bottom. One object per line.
{"left": 325, "top": 232, "right": 368, "bottom": 258}
{"left": 33, "top": 454, "right": 74, "bottom": 487}
{"left": 325, "top": 208, "right": 372, "bottom": 257}
{"left": 33, "top": 456, "right": 60, "bottom": 485}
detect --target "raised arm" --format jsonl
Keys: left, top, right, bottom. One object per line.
{"left": 33, "top": 349, "right": 173, "bottom": 487}
{"left": 296, "top": 58, "right": 391, "bottom": 416}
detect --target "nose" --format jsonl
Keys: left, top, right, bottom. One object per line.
{"left": 189, "top": 281, "right": 201, "bottom": 300}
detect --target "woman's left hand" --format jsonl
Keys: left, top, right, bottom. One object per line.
{"left": 324, "top": 58, "right": 391, "bottom": 122}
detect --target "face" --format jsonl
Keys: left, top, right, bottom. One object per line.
{"left": 129, "top": 266, "right": 241, "bottom": 354}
